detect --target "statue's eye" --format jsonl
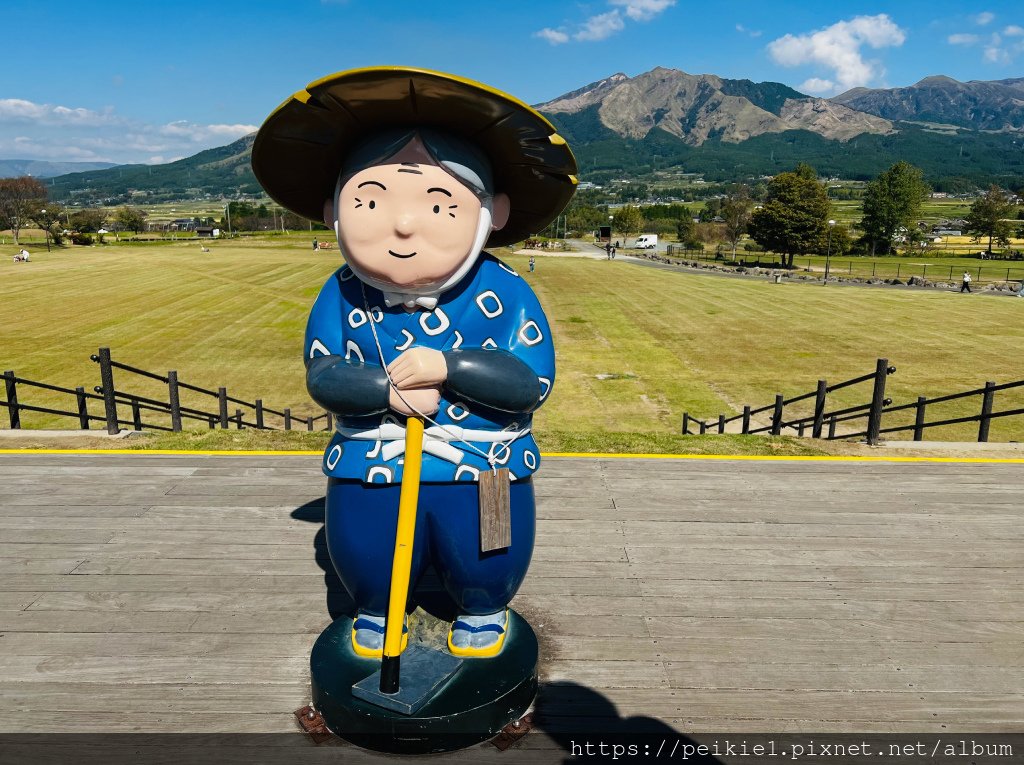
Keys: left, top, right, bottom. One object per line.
{"left": 369, "top": 200, "right": 375, "bottom": 210}
{"left": 433, "top": 205, "right": 440, "bottom": 214}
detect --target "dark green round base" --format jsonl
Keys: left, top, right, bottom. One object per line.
{"left": 310, "top": 610, "right": 538, "bottom": 755}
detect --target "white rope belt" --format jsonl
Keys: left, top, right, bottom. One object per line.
{"left": 336, "top": 423, "right": 531, "bottom": 465}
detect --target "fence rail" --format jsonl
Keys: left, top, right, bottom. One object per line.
{"left": 683, "top": 359, "right": 1024, "bottom": 444}
{"left": 2, "top": 347, "right": 332, "bottom": 435}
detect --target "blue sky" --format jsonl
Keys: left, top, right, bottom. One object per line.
{"left": 3, "top": 0, "right": 1022, "bottom": 165}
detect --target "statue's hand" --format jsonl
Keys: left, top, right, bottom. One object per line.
{"left": 389, "top": 385, "right": 441, "bottom": 416}
{"left": 387, "top": 347, "right": 448, "bottom": 390}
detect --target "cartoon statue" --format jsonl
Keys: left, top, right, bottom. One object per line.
{"left": 252, "top": 68, "right": 576, "bottom": 744}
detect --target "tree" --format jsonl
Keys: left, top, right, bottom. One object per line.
{"left": 28, "top": 202, "right": 64, "bottom": 251}
{"left": 676, "top": 215, "right": 694, "bottom": 244}
{"left": 0, "top": 176, "right": 47, "bottom": 245}
{"left": 114, "top": 206, "right": 147, "bottom": 234}
{"left": 859, "top": 162, "right": 930, "bottom": 256}
{"left": 612, "top": 204, "right": 643, "bottom": 247}
{"left": 965, "top": 185, "right": 1014, "bottom": 253}
{"left": 721, "top": 186, "right": 752, "bottom": 260}
{"left": 747, "top": 169, "right": 831, "bottom": 268}
{"left": 70, "top": 208, "right": 108, "bottom": 233}
{"left": 794, "top": 162, "right": 818, "bottom": 180}
{"left": 830, "top": 225, "right": 852, "bottom": 258}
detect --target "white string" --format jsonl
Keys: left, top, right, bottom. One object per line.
{"left": 360, "top": 282, "right": 515, "bottom": 473}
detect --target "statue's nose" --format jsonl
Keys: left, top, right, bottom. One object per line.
{"left": 395, "top": 212, "right": 415, "bottom": 237}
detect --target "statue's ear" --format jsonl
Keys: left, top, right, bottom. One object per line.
{"left": 491, "top": 193, "right": 510, "bottom": 231}
{"left": 322, "top": 199, "right": 335, "bottom": 228}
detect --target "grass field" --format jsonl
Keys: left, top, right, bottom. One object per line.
{"left": 3, "top": 236, "right": 1023, "bottom": 443}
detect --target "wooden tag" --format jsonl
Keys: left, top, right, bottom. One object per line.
{"left": 479, "top": 468, "right": 511, "bottom": 552}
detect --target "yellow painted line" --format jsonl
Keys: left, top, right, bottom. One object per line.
{"left": 0, "top": 449, "right": 321, "bottom": 456}
{"left": 0, "top": 449, "right": 1022, "bottom": 464}
{"left": 542, "top": 452, "right": 1024, "bottom": 464}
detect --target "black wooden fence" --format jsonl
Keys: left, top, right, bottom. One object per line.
{"left": 2, "top": 347, "right": 331, "bottom": 435}
{"left": 683, "top": 358, "right": 1024, "bottom": 445}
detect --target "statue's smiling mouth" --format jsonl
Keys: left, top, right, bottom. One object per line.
{"left": 389, "top": 250, "right": 416, "bottom": 259}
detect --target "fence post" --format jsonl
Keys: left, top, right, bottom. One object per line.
{"left": 770, "top": 394, "right": 783, "bottom": 436}
{"left": 812, "top": 380, "right": 827, "bottom": 438}
{"left": 3, "top": 371, "right": 20, "bottom": 429}
{"left": 255, "top": 399, "right": 264, "bottom": 429}
{"left": 914, "top": 396, "right": 927, "bottom": 442}
{"left": 978, "top": 381, "right": 995, "bottom": 443}
{"left": 76, "top": 387, "right": 89, "bottom": 430}
{"left": 168, "top": 370, "right": 182, "bottom": 433}
{"left": 235, "top": 408, "right": 243, "bottom": 430}
{"left": 741, "top": 406, "right": 750, "bottom": 434}
{"left": 208, "top": 415, "right": 215, "bottom": 430}
{"left": 130, "top": 397, "right": 142, "bottom": 431}
{"left": 698, "top": 420, "right": 706, "bottom": 435}
{"left": 326, "top": 413, "right": 333, "bottom": 432}
{"left": 828, "top": 416, "right": 837, "bottom": 439}
{"left": 866, "top": 358, "right": 889, "bottom": 446}
{"left": 717, "top": 414, "right": 725, "bottom": 434}
{"left": 798, "top": 422, "right": 805, "bottom": 437}
{"left": 284, "top": 408, "right": 292, "bottom": 431}
{"left": 218, "top": 387, "right": 228, "bottom": 429}
{"left": 97, "top": 347, "right": 119, "bottom": 435}
{"left": 681, "top": 412, "right": 689, "bottom": 435}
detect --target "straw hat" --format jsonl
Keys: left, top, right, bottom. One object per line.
{"left": 251, "top": 66, "right": 577, "bottom": 247}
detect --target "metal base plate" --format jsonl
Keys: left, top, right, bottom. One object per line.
{"left": 310, "top": 609, "right": 538, "bottom": 755}
{"left": 351, "top": 645, "right": 463, "bottom": 716}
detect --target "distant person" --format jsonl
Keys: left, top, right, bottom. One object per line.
{"left": 961, "top": 271, "right": 972, "bottom": 293}
{"left": 529, "top": 256, "right": 535, "bottom": 272}
{"left": 14, "top": 249, "right": 29, "bottom": 262}
{"left": 605, "top": 242, "right": 611, "bottom": 260}
{"left": 313, "top": 237, "right": 318, "bottom": 250}
{"left": 1016, "top": 281, "right": 1024, "bottom": 297}
{"left": 611, "top": 246, "right": 616, "bottom": 258}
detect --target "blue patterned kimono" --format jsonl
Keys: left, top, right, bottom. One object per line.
{"left": 303, "top": 252, "right": 555, "bottom": 484}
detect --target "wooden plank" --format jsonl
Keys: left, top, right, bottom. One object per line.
{"left": 0, "top": 631, "right": 318, "bottom": 657}
{"left": 646, "top": 616, "right": 1023, "bottom": 643}
{"left": 0, "top": 655, "right": 310, "bottom": 684}
{"left": 662, "top": 662, "right": 1024, "bottom": 694}
{"left": 537, "top": 635, "right": 1024, "bottom": 665}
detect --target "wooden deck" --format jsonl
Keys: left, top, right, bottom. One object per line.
{"left": 1, "top": 453, "right": 1022, "bottom": 759}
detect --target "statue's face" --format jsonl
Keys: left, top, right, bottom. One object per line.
{"left": 335, "top": 160, "right": 483, "bottom": 290}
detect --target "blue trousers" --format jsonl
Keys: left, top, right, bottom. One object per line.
{"left": 325, "top": 478, "right": 536, "bottom": 616}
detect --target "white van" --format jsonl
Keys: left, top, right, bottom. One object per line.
{"left": 634, "top": 234, "right": 658, "bottom": 250}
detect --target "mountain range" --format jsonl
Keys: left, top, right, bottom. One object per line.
{"left": 43, "top": 68, "right": 1024, "bottom": 202}
{"left": 536, "top": 67, "right": 896, "bottom": 145}
{"left": 0, "top": 159, "right": 116, "bottom": 179}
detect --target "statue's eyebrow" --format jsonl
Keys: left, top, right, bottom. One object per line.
{"left": 427, "top": 187, "right": 452, "bottom": 196}
{"left": 357, "top": 180, "right": 386, "bottom": 190}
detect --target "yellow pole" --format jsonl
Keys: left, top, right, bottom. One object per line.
{"left": 379, "top": 416, "right": 423, "bottom": 692}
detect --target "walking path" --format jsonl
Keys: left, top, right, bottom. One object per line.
{"left": 2, "top": 452, "right": 1021, "bottom": 760}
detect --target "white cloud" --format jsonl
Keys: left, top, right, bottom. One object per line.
{"left": 799, "top": 78, "right": 837, "bottom": 93}
{"left": 574, "top": 10, "right": 626, "bottom": 41}
{"left": 608, "top": 0, "right": 675, "bottom": 22}
{"left": 535, "top": 0, "right": 672, "bottom": 44}
{"left": 736, "top": 23, "right": 762, "bottom": 38}
{"left": 1004, "top": 25, "right": 1024, "bottom": 36}
{"left": 973, "top": 12, "right": 995, "bottom": 25}
{"left": 767, "top": 14, "right": 906, "bottom": 94}
{"left": 534, "top": 27, "right": 569, "bottom": 44}
{"left": 0, "top": 98, "right": 256, "bottom": 164}
{"left": 948, "top": 33, "right": 980, "bottom": 44}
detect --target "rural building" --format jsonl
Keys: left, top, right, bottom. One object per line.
{"left": 196, "top": 227, "right": 220, "bottom": 238}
